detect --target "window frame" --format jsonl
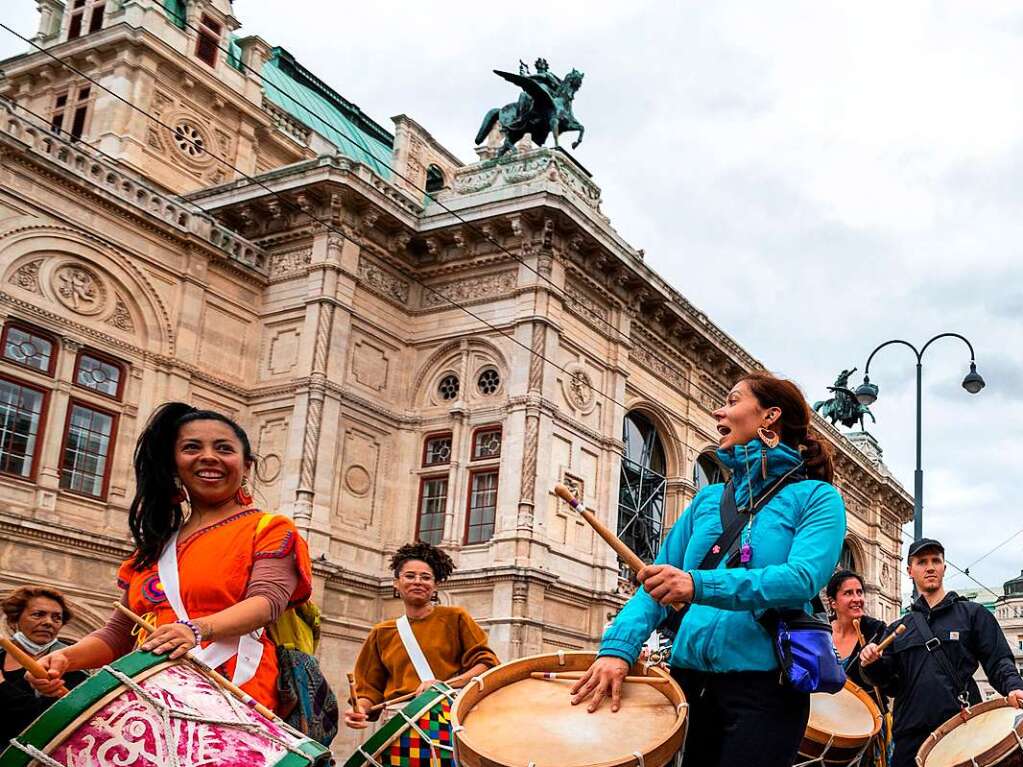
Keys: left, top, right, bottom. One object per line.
{"left": 0, "top": 373, "right": 51, "bottom": 483}
{"left": 470, "top": 425, "right": 502, "bottom": 462}
{"left": 1, "top": 321, "right": 59, "bottom": 377}
{"left": 195, "top": 14, "right": 223, "bottom": 67}
{"left": 415, "top": 473, "right": 449, "bottom": 546}
{"left": 66, "top": 0, "right": 105, "bottom": 41}
{"left": 49, "top": 86, "right": 92, "bottom": 140}
{"left": 463, "top": 467, "right": 499, "bottom": 545}
{"left": 72, "top": 347, "right": 125, "bottom": 401}
{"left": 421, "top": 430, "right": 453, "bottom": 468}
{"left": 57, "top": 397, "right": 119, "bottom": 500}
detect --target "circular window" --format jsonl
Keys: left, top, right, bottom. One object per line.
{"left": 173, "top": 120, "right": 207, "bottom": 160}
{"left": 438, "top": 374, "right": 460, "bottom": 401}
{"left": 477, "top": 368, "right": 500, "bottom": 395}
{"left": 16, "top": 341, "right": 38, "bottom": 360}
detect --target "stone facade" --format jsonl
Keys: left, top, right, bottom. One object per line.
{"left": 0, "top": 0, "right": 912, "bottom": 756}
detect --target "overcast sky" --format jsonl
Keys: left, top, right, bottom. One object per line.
{"left": 2, "top": 2, "right": 1020, "bottom": 604}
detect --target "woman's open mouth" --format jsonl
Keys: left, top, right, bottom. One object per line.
{"left": 716, "top": 425, "right": 731, "bottom": 439}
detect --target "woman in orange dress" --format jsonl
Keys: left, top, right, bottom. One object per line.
{"left": 30, "top": 402, "right": 312, "bottom": 711}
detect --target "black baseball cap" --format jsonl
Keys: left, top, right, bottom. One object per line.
{"left": 907, "top": 538, "right": 945, "bottom": 562}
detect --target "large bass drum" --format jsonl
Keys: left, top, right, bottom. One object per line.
{"left": 915, "top": 698, "right": 1023, "bottom": 767}
{"left": 0, "top": 650, "right": 331, "bottom": 767}
{"left": 451, "top": 651, "right": 687, "bottom": 767}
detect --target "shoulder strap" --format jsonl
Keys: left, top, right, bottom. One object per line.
{"left": 696, "top": 481, "right": 745, "bottom": 571}
{"left": 909, "top": 610, "right": 969, "bottom": 707}
{"left": 395, "top": 615, "right": 435, "bottom": 683}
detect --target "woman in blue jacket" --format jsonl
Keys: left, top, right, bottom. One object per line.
{"left": 571, "top": 372, "right": 846, "bottom": 767}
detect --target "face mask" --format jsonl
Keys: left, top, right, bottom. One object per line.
{"left": 12, "top": 631, "right": 59, "bottom": 656}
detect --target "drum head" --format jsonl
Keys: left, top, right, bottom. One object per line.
{"left": 452, "top": 651, "right": 687, "bottom": 767}
{"left": 804, "top": 681, "right": 882, "bottom": 749}
{"left": 921, "top": 703, "right": 1023, "bottom": 767}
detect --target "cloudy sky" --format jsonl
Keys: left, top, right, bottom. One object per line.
{"left": 2, "top": 2, "right": 1020, "bottom": 603}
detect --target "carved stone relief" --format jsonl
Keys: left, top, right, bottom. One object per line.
{"left": 269, "top": 249, "right": 311, "bottom": 279}
{"left": 336, "top": 428, "right": 381, "bottom": 528}
{"left": 357, "top": 256, "right": 410, "bottom": 304}
{"left": 53, "top": 264, "right": 105, "bottom": 315}
{"left": 422, "top": 270, "right": 516, "bottom": 308}
{"left": 8, "top": 259, "right": 41, "bottom": 292}
{"left": 560, "top": 360, "right": 598, "bottom": 415}
{"left": 267, "top": 327, "right": 301, "bottom": 376}
{"left": 106, "top": 295, "right": 135, "bottom": 333}
{"left": 351, "top": 339, "right": 389, "bottom": 392}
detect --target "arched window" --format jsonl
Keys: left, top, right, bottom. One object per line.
{"left": 693, "top": 452, "right": 724, "bottom": 491}
{"left": 617, "top": 412, "right": 667, "bottom": 575}
{"left": 838, "top": 541, "right": 857, "bottom": 572}
{"left": 425, "top": 165, "right": 445, "bottom": 194}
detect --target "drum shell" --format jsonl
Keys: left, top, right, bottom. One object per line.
{"left": 341, "top": 683, "right": 455, "bottom": 767}
{"left": 798, "top": 680, "right": 882, "bottom": 767}
{"left": 0, "top": 650, "right": 331, "bottom": 767}
{"left": 915, "top": 698, "right": 1023, "bottom": 767}
{"left": 451, "top": 651, "right": 687, "bottom": 767}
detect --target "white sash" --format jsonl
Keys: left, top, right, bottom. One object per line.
{"left": 157, "top": 531, "right": 264, "bottom": 686}
{"left": 395, "top": 614, "right": 435, "bottom": 682}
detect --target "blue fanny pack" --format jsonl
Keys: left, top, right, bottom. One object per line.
{"left": 759, "top": 608, "right": 846, "bottom": 694}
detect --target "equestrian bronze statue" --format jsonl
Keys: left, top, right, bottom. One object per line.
{"left": 475, "top": 58, "right": 586, "bottom": 157}
{"left": 814, "top": 368, "right": 877, "bottom": 430}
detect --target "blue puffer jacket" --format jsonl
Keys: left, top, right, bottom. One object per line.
{"left": 599, "top": 438, "right": 846, "bottom": 673}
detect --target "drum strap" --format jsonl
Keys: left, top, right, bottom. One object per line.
{"left": 909, "top": 612, "right": 970, "bottom": 710}
{"left": 157, "top": 532, "right": 265, "bottom": 687}
{"left": 396, "top": 614, "right": 436, "bottom": 682}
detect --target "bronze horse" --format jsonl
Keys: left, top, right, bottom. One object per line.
{"left": 475, "top": 67, "right": 585, "bottom": 157}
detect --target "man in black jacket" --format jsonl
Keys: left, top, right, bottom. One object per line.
{"left": 860, "top": 539, "right": 1023, "bottom": 767}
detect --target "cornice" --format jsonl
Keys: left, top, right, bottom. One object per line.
{"left": 0, "top": 512, "right": 132, "bottom": 559}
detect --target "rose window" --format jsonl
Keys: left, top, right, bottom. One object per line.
{"left": 477, "top": 368, "right": 500, "bottom": 395}
{"left": 173, "top": 121, "right": 206, "bottom": 159}
{"left": 438, "top": 374, "right": 460, "bottom": 401}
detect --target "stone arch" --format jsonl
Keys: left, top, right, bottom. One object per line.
{"left": 621, "top": 397, "right": 683, "bottom": 479}
{"left": 0, "top": 224, "right": 174, "bottom": 355}
{"left": 840, "top": 534, "right": 868, "bottom": 576}
{"left": 62, "top": 597, "right": 108, "bottom": 639}
{"left": 413, "top": 337, "right": 509, "bottom": 408}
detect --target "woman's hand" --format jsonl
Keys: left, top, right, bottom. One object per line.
{"left": 140, "top": 622, "right": 197, "bottom": 660}
{"left": 24, "top": 652, "right": 70, "bottom": 697}
{"left": 570, "top": 656, "right": 629, "bottom": 713}
{"left": 343, "top": 700, "right": 371, "bottom": 730}
{"left": 637, "top": 565, "right": 694, "bottom": 606}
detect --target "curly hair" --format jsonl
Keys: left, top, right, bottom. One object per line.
{"left": 2, "top": 586, "right": 72, "bottom": 628}
{"left": 389, "top": 542, "right": 455, "bottom": 582}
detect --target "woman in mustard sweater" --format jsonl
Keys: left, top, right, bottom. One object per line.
{"left": 344, "top": 542, "right": 499, "bottom": 729}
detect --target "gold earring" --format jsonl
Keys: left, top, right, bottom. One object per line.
{"left": 173, "top": 477, "right": 192, "bottom": 522}
{"left": 757, "top": 425, "right": 780, "bottom": 449}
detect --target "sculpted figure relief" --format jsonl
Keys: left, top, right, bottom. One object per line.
{"left": 475, "top": 58, "right": 586, "bottom": 157}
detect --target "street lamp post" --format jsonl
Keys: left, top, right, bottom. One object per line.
{"left": 854, "top": 333, "right": 985, "bottom": 544}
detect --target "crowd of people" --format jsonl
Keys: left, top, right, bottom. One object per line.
{"left": 2, "top": 373, "right": 1022, "bottom": 767}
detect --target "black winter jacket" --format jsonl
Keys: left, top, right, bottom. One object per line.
{"left": 861, "top": 592, "right": 1023, "bottom": 740}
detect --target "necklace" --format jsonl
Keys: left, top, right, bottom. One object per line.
{"left": 738, "top": 456, "right": 805, "bottom": 565}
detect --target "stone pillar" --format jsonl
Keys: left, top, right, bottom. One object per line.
{"left": 34, "top": 0, "right": 65, "bottom": 46}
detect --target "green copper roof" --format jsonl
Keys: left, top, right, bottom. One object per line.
{"left": 163, "top": 0, "right": 185, "bottom": 29}
{"left": 262, "top": 48, "right": 393, "bottom": 179}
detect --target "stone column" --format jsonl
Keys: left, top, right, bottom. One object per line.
{"left": 34, "top": 0, "right": 65, "bottom": 46}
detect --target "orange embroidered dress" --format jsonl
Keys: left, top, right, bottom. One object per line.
{"left": 116, "top": 509, "right": 312, "bottom": 710}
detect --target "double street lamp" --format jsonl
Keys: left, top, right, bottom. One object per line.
{"left": 854, "top": 333, "right": 985, "bottom": 544}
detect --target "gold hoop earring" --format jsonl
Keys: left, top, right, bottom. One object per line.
{"left": 173, "top": 477, "right": 192, "bottom": 522}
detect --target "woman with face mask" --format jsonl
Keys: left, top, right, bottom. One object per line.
{"left": 572, "top": 372, "right": 847, "bottom": 767}
{"left": 1, "top": 586, "right": 88, "bottom": 744}
{"left": 27, "top": 403, "right": 313, "bottom": 712}
{"left": 344, "top": 542, "right": 499, "bottom": 730}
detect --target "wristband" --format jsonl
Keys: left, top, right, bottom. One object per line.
{"left": 176, "top": 619, "right": 202, "bottom": 647}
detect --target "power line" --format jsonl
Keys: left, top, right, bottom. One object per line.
{"left": 0, "top": 21, "right": 637, "bottom": 418}
{"left": 898, "top": 527, "right": 1001, "bottom": 600}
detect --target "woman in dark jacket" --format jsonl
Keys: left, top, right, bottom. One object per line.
{"left": 1, "top": 586, "right": 88, "bottom": 746}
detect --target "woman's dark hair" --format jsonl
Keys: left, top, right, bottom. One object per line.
{"left": 389, "top": 542, "right": 455, "bottom": 583}
{"left": 129, "top": 402, "right": 253, "bottom": 570}
{"left": 826, "top": 569, "right": 864, "bottom": 601}
{"left": 2, "top": 586, "right": 72, "bottom": 627}
{"left": 739, "top": 371, "right": 835, "bottom": 483}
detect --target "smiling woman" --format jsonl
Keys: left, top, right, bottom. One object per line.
{"left": 24, "top": 402, "right": 313, "bottom": 714}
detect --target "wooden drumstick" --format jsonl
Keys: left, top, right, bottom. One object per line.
{"left": 0, "top": 636, "right": 69, "bottom": 697}
{"left": 112, "top": 601, "right": 277, "bottom": 721}
{"left": 347, "top": 672, "right": 359, "bottom": 710}
{"left": 554, "top": 484, "right": 684, "bottom": 611}
{"left": 368, "top": 677, "right": 459, "bottom": 712}
{"left": 876, "top": 624, "right": 906, "bottom": 653}
{"left": 530, "top": 671, "right": 669, "bottom": 685}
{"left": 852, "top": 618, "right": 866, "bottom": 648}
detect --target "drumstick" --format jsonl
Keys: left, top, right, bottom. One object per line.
{"left": 112, "top": 601, "right": 276, "bottom": 721}
{"left": 347, "top": 672, "right": 359, "bottom": 710}
{"left": 852, "top": 618, "right": 866, "bottom": 647}
{"left": 530, "top": 671, "right": 669, "bottom": 685}
{"left": 0, "top": 636, "right": 69, "bottom": 697}
{"left": 554, "top": 484, "right": 684, "bottom": 611}
{"left": 876, "top": 624, "right": 906, "bottom": 653}
{"left": 368, "top": 677, "right": 459, "bottom": 712}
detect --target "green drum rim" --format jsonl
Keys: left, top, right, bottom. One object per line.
{"left": 0, "top": 650, "right": 330, "bottom": 767}
{"left": 342, "top": 683, "right": 454, "bottom": 767}
{"left": 0, "top": 650, "right": 170, "bottom": 767}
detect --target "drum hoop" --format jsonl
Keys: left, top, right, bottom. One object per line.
{"left": 803, "top": 679, "right": 883, "bottom": 749}
{"left": 914, "top": 697, "right": 1023, "bottom": 767}
{"left": 341, "top": 683, "right": 455, "bottom": 767}
{"left": 0, "top": 650, "right": 174, "bottom": 767}
{"left": 450, "top": 651, "right": 688, "bottom": 767}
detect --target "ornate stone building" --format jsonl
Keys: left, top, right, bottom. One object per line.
{"left": 0, "top": 0, "right": 911, "bottom": 754}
